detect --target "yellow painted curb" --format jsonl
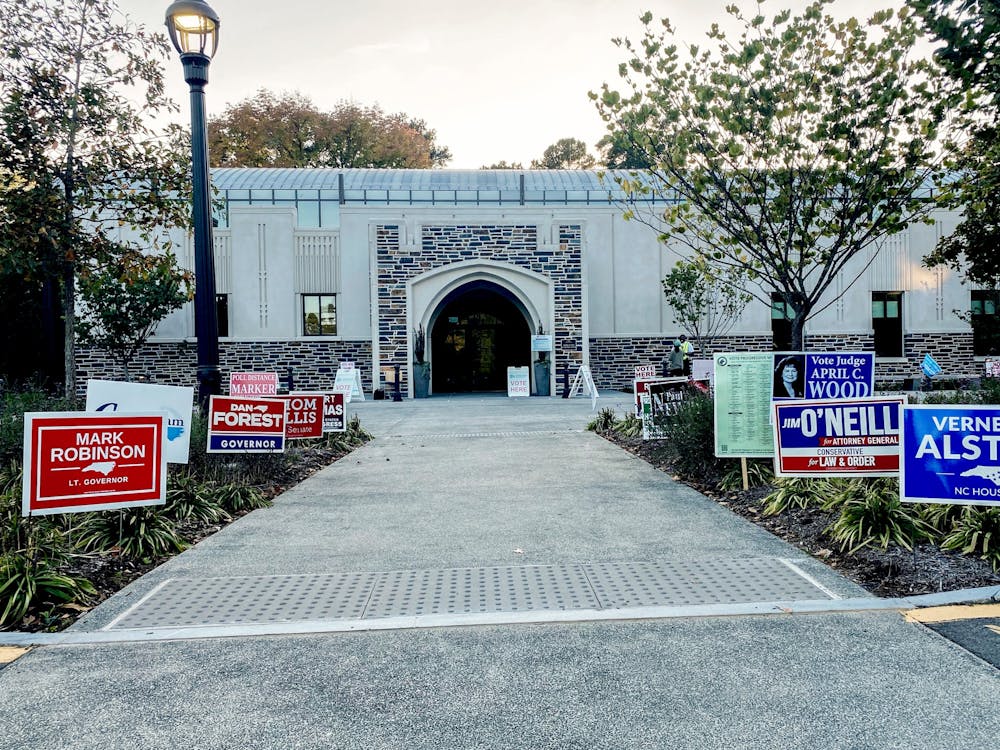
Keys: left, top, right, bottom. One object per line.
{"left": 905, "top": 604, "right": 1000, "bottom": 624}
{"left": 0, "top": 646, "right": 29, "bottom": 664}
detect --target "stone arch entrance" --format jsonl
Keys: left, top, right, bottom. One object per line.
{"left": 429, "top": 281, "right": 531, "bottom": 393}
{"left": 406, "top": 260, "right": 553, "bottom": 397}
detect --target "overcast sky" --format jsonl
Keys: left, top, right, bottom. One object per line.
{"left": 118, "top": 0, "right": 907, "bottom": 169}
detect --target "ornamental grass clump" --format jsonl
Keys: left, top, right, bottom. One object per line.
{"left": 943, "top": 507, "right": 1000, "bottom": 570}
{"left": 827, "top": 479, "right": 933, "bottom": 553}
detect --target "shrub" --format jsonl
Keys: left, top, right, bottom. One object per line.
{"left": 718, "top": 460, "right": 773, "bottom": 492}
{"left": 76, "top": 507, "right": 186, "bottom": 561}
{"left": 943, "top": 507, "right": 1000, "bottom": 570}
{"left": 827, "top": 479, "right": 932, "bottom": 553}
{"left": 661, "top": 391, "right": 725, "bottom": 481}
{"left": 612, "top": 412, "right": 643, "bottom": 438}
{"left": 0, "top": 552, "right": 96, "bottom": 627}
{"left": 0, "top": 386, "right": 77, "bottom": 464}
{"left": 762, "top": 477, "right": 832, "bottom": 516}
{"left": 213, "top": 480, "right": 270, "bottom": 514}
{"left": 587, "top": 407, "right": 617, "bottom": 433}
{"left": 164, "top": 473, "right": 230, "bottom": 524}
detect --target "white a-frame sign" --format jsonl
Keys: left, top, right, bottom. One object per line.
{"left": 569, "top": 364, "right": 599, "bottom": 410}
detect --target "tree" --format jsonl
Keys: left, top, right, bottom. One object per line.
{"left": 0, "top": 0, "right": 192, "bottom": 394}
{"left": 76, "top": 251, "right": 192, "bottom": 381}
{"left": 480, "top": 161, "right": 524, "bottom": 169}
{"left": 914, "top": 2, "right": 1000, "bottom": 287}
{"left": 530, "top": 138, "right": 597, "bottom": 169}
{"left": 207, "top": 90, "right": 452, "bottom": 168}
{"left": 661, "top": 260, "right": 751, "bottom": 355}
{"left": 593, "top": 1, "right": 959, "bottom": 350}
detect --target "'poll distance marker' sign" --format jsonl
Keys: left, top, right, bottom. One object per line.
{"left": 22, "top": 412, "right": 167, "bottom": 516}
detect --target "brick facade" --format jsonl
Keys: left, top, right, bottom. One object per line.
{"left": 376, "top": 223, "right": 583, "bottom": 391}
{"left": 75, "top": 340, "right": 373, "bottom": 396}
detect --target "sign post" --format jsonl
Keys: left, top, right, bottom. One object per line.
{"left": 22, "top": 413, "right": 168, "bottom": 516}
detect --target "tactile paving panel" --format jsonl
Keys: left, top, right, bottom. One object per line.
{"left": 108, "top": 572, "right": 379, "bottom": 630}
{"left": 363, "top": 564, "right": 599, "bottom": 618}
{"left": 105, "top": 559, "right": 834, "bottom": 631}
{"left": 583, "top": 559, "right": 824, "bottom": 608}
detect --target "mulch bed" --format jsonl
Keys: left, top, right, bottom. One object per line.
{"left": 607, "top": 433, "right": 1000, "bottom": 598}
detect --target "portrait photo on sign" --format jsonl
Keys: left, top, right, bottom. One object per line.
{"left": 773, "top": 354, "right": 805, "bottom": 399}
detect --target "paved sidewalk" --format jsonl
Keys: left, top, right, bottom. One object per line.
{"left": 0, "top": 393, "right": 997, "bottom": 749}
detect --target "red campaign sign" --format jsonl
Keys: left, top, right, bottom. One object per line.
{"left": 22, "top": 412, "right": 167, "bottom": 516}
{"left": 229, "top": 371, "right": 279, "bottom": 396}
{"left": 207, "top": 396, "right": 287, "bottom": 453}
{"left": 274, "top": 393, "right": 325, "bottom": 439}
{"left": 324, "top": 392, "right": 346, "bottom": 433}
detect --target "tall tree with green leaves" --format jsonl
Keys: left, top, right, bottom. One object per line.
{"left": 76, "top": 251, "right": 192, "bottom": 381}
{"left": 0, "top": 0, "right": 192, "bottom": 394}
{"left": 593, "top": 1, "right": 960, "bottom": 350}
{"left": 913, "top": 1, "right": 1000, "bottom": 290}
{"left": 207, "top": 90, "right": 452, "bottom": 168}
{"left": 531, "top": 138, "right": 597, "bottom": 169}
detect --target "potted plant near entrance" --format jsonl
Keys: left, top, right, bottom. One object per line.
{"left": 413, "top": 324, "right": 430, "bottom": 398}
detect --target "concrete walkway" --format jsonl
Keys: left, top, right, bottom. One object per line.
{"left": 0, "top": 394, "right": 998, "bottom": 749}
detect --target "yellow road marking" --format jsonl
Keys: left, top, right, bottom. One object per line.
{"left": 987, "top": 624, "right": 1000, "bottom": 636}
{"left": 0, "top": 646, "right": 29, "bottom": 664}
{"left": 905, "top": 604, "right": 1000, "bottom": 624}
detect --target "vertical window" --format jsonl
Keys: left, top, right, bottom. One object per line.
{"left": 872, "top": 291, "right": 903, "bottom": 357}
{"left": 302, "top": 294, "right": 337, "bottom": 336}
{"left": 215, "top": 294, "right": 229, "bottom": 338}
{"left": 771, "top": 292, "right": 795, "bottom": 351}
{"left": 971, "top": 290, "right": 1000, "bottom": 356}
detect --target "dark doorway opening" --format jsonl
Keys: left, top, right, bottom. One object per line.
{"left": 431, "top": 284, "right": 531, "bottom": 393}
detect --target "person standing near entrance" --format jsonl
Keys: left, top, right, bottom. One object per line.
{"left": 668, "top": 341, "right": 684, "bottom": 376}
{"left": 679, "top": 335, "right": 694, "bottom": 376}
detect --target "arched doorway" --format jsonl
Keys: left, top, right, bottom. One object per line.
{"left": 430, "top": 282, "right": 531, "bottom": 393}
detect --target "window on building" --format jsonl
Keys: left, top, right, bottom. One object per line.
{"left": 971, "top": 290, "right": 1000, "bottom": 356}
{"left": 771, "top": 292, "right": 796, "bottom": 351}
{"left": 303, "top": 294, "right": 337, "bottom": 336}
{"left": 872, "top": 291, "right": 903, "bottom": 357}
{"left": 215, "top": 294, "right": 229, "bottom": 338}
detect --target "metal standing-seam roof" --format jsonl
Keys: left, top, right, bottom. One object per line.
{"left": 210, "top": 168, "right": 612, "bottom": 192}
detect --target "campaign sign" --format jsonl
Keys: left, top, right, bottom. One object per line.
{"left": 274, "top": 393, "right": 325, "bottom": 439}
{"left": 86, "top": 380, "right": 194, "bottom": 465}
{"left": 323, "top": 392, "right": 347, "bottom": 433}
{"left": 772, "top": 397, "right": 905, "bottom": 478}
{"left": 22, "top": 412, "right": 167, "bottom": 516}
{"left": 207, "top": 396, "right": 287, "bottom": 453}
{"left": 772, "top": 352, "right": 874, "bottom": 401}
{"left": 634, "top": 377, "right": 672, "bottom": 417}
{"left": 642, "top": 378, "right": 700, "bottom": 440}
{"left": 902, "top": 405, "right": 1000, "bottom": 506}
{"left": 230, "top": 372, "right": 279, "bottom": 397}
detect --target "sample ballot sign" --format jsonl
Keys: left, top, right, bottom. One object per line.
{"left": 207, "top": 396, "right": 288, "bottom": 453}
{"left": 902, "top": 405, "right": 1000, "bottom": 506}
{"left": 22, "top": 412, "right": 167, "bottom": 516}
{"left": 772, "top": 397, "right": 905, "bottom": 477}
{"left": 714, "top": 353, "right": 774, "bottom": 458}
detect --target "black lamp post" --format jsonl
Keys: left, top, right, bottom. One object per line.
{"left": 165, "top": 0, "right": 221, "bottom": 410}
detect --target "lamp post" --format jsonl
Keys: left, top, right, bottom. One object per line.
{"left": 165, "top": 0, "right": 221, "bottom": 410}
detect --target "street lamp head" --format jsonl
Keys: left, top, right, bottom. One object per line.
{"left": 165, "top": 0, "right": 220, "bottom": 60}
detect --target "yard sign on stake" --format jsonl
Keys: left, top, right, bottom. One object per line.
{"left": 22, "top": 412, "right": 168, "bottom": 516}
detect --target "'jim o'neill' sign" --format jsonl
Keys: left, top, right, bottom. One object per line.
{"left": 22, "top": 412, "right": 167, "bottom": 516}
{"left": 207, "top": 396, "right": 287, "bottom": 453}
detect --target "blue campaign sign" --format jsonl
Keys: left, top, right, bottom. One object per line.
{"left": 901, "top": 405, "right": 1000, "bottom": 505}
{"left": 802, "top": 353, "right": 875, "bottom": 399}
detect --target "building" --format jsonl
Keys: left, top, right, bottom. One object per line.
{"left": 75, "top": 168, "right": 979, "bottom": 395}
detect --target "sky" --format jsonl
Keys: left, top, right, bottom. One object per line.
{"left": 117, "top": 0, "right": 907, "bottom": 169}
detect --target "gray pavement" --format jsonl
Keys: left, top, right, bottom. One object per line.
{"left": 0, "top": 393, "right": 998, "bottom": 749}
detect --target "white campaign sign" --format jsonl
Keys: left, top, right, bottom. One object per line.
{"left": 86, "top": 380, "right": 194, "bottom": 464}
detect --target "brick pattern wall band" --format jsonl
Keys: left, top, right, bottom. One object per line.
{"left": 75, "top": 340, "right": 373, "bottom": 395}
{"left": 588, "top": 332, "right": 978, "bottom": 391}
{"left": 376, "top": 223, "right": 583, "bottom": 392}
